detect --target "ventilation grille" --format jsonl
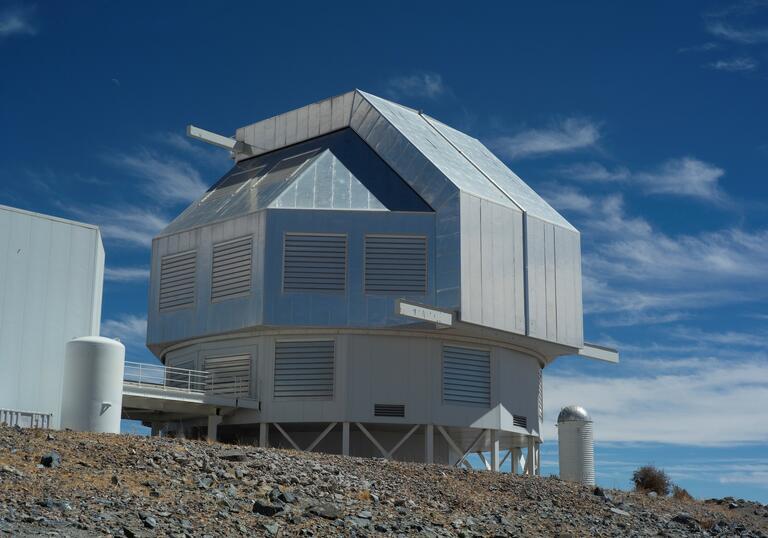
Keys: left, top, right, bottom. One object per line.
{"left": 204, "top": 355, "right": 251, "bottom": 396}
{"left": 513, "top": 415, "right": 528, "bottom": 429}
{"left": 374, "top": 404, "right": 405, "bottom": 418}
{"left": 211, "top": 236, "right": 253, "bottom": 302}
{"left": 274, "top": 340, "right": 334, "bottom": 399}
{"left": 283, "top": 234, "right": 347, "bottom": 292}
{"left": 159, "top": 250, "right": 196, "bottom": 311}
{"left": 364, "top": 235, "right": 427, "bottom": 294}
{"left": 442, "top": 345, "right": 491, "bottom": 406}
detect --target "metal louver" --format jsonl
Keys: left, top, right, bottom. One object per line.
{"left": 442, "top": 345, "right": 491, "bottom": 406}
{"left": 204, "top": 355, "right": 251, "bottom": 396}
{"left": 364, "top": 235, "right": 427, "bottom": 294}
{"left": 159, "top": 250, "right": 196, "bottom": 311}
{"left": 513, "top": 415, "right": 528, "bottom": 429}
{"left": 274, "top": 340, "right": 334, "bottom": 399}
{"left": 211, "top": 236, "right": 252, "bottom": 302}
{"left": 374, "top": 404, "right": 405, "bottom": 417}
{"left": 283, "top": 234, "right": 347, "bottom": 292}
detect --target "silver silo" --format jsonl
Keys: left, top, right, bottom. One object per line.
{"left": 557, "top": 405, "right": 595, "bottom": 485}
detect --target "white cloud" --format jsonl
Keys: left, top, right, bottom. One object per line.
{"left": 706, "top": 57, "right": 758, "bottom": 72}
{"left": 108, "top": 150, "right": 208, "bottom": 204}
{"left": 556, "top": 162, "right": 630, "bottom": 183}
{"left": 493, "top": 118, "right": 601, "bottom": 159}
{"left": 541, "top": 186, "right": 595, "bottom": 212}
{"left": 543, "top": 356, "right": 768, "bottom": 445}
{"left": 101, "top": 314, "right": 147, "bottom": 348}
{"left": 707, "top": 21, "right": 768, "bottom": 44}
{"left": 0, "top": 6, "right": 36, "bottom": 38}
{"left": 387, "top": 72, "right": 447, "bottom": 100}
{"left": 67, "top": 204, "right": 168, "bottom": 247}
{"left": 105, "top": 266, "right": 150, "bottom": 282}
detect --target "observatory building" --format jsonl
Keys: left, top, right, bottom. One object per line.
{"left": 142, "top": 90, "right": 617, "bottom": 471}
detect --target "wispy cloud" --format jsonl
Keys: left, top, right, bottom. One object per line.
{"left": 67, "top": 204, "right": 168, "bottom": 247}
{"left": 492, "top": 117, "right": 601, "bottom": 160}
{"left": 105, "top": 266, "right": 150, "bottom": 283}
{"left": 707, "top": 21, "right": 768, "bottom": 44}
{"left": 543, "top": 356, "right": 768, "bottom": 445}
{"left": 706, "top": 56, "right": 758, "bottom": 72}
{"left": 101, "top": 314, "right": 147, "bottom": 348}
{"left": 0, "top": 6, "right": 37, "bottom": 38}
{"left": 386, "top": 72, "right": 447, "bottom": 100}
{"left": 107, "top": 150, "right": 207, "bottom": 204}
{"left": 678, "top": 42, "right": 720, "bottom": 53}
{"left": 557, "top": 157, "right": 727, "bottom": 203}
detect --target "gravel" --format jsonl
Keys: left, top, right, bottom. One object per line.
{"left": 0, "top": 425, "right": 766, "bottom": 537}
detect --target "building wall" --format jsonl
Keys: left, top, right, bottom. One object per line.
{"left": 0, "top": 205, "right": 103, "bottom": 428}
{"left": 164, "top": 330, "right": 542, "bottom": 437}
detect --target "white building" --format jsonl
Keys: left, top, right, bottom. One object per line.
{"left": 138, "top": 90, "right": 617, "bottom": 471}
{"left": 0, "top": 204, "right": 104, "bottom": 429}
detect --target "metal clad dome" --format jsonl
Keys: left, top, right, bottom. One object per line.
{"left": 557, "top": 405, "right": 592, "bottom": 423}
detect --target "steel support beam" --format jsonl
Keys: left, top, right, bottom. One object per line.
{"left": 424, "top": 424, "right": 434, "bottom": 464}
{"left": 207, "top": 415, "right": 222, "bottom": 442}
{"left": 259, "top": 422, "right": 269, "bottom": 448}
{"left": 342, "top": 422, "right": 350, "bottom": 456}
{"left": 489, "top": 430, "right": 500, "bottom": 472}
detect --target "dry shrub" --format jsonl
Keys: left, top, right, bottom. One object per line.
{"left": 632, "top": 465, "right": 671, "bottom": 496}
{"left": 672, "top": 485, "right": 693, "bottom": 501}
{"left": 355, "top": 490, "right": 372, "bottom": 501}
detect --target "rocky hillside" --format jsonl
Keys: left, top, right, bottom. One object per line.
{"left": 0, "top": 426, "right": 766, "bottom": 537}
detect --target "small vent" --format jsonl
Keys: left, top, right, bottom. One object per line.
{"left": 211, "top": 236, "right": 253, "bottom": 302}
{"left": 364, "top": 235, "right": 427, "bottom": 294}
{"left": 204, "top": 355, "right": 251, "bottom": 396}
{"left": 274, "top": 340, "right": 335, "bottom": 399}
{"left": 374, "top": 404, "right": 405, "bottom": 417}
{"left": 159, "top": 250, "right": 196, "bottom": 311}
{"left": 513, "top": 415, "right": 528, "bottom": 429}
{"left": 283, "top": 234, "right": 347, "bottom": 292}
{"left": 442, "top": 345, "right": 491, "bottom": 406}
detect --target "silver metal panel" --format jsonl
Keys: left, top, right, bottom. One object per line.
{"left": 204, "top": 354, "right": 251, "bottom": 395}
{"left": 460, "top": 193, "right": 482, "bottom": 324}
{"left": 307, "top": 103, "right": 320, "bottom": 138}
{"left": 275, "top": 112, "right": 287, "bottom": 148}
{"left": 554, "top": 226, "right": 583, "bottom": 347}
{"left": 285, "top": 108, "right": 299, "bottom": 146}
{"left": 159, "top": 250, "right": 196, "bottom": 311}
{"left": 544, "top": 222, "right": 558, "bottom": 341}
{"left": 364, "top": 235, "right": 427, "bottom": 294}
{"left": 318, "top": 98, "right": 332, "bottom": 135}
{"left": 274, "top": 340, "right": 334, "bottom": 399}
{"left": 422, "top": 114, "right": 576, "bottom": 231}
{"left": 442, "top": 345, "right": 490, "bottom": 406}
{"left": 525, "top": 215, "right": 547, "bottom": 339}
{"left": 296, "top": 105, "right": 309, "bottom": 142}
{"left": 283, "top": 233, "right": 347, "bottom": 293}
{"left": 211, "top": 236, "right": 252, "bottom": 302}
{"left": 331, "top": 94, "right": 346, "bottom": 130}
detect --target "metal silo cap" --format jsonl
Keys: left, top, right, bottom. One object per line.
{"left": 557, "top": 405, "right": 592, "bottom": 423}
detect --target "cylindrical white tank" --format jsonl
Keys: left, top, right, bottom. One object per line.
{"left": 60, "top": 336, "right": 125, "bottom": 433}
{"left": 557, "top": 405, "right": 595, "bottom": 485}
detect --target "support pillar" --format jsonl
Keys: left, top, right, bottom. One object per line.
{"left": 424, "top": 424, "right": 434, "bottom": 464}
{"left": 207, "top": 415, "right": 222, "bottom": 442}
{"left": 512, "top": 448, "right": 521, "bottom": 474}
{"left": 490, "top": 430, "right": 500, "bottom": 472}
{"left": 342, "top": 422, "right": 350, "bottom": 456}
{"left": 259, "top": 422, "right": 269, "bottom": 448}
{"left": 526, "top": 435, "right": 535, "bottom": 475}
{"left": 535, "top": 442, "right": 541, "bottom": 476}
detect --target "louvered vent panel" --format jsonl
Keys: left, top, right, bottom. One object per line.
{"left": 364, "top": 235, "right": 427, "bottom": 294}
{"left": 442, "top": 346, "right": 491, "bottom": 406}
{"left": 538, "top": 369, "right": 544, "bottom": 423}
{"left": 159, "top": 250, "right": 196, "bottom": 311}
{"left": 513, "top": 415, "right": 528, "bottom": 429}
{"left": 211, "top": 236, "right": 253, "bottom": 302}
{"left": 374, "top": 404, "right": 405, "bottom": 417}
{"left": 204, "top": 355, "right": 251, "bottom": 396}
{"left": 283, "top": 234, "right": 347, "bottom": 292}
{"left": 274, "top": 340, "right": 334, "bottom": 399}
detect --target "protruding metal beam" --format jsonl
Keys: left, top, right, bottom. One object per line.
{"left": 187, "top": 125, "right": 237, "bottom": 150}
{"left": 578, "top": 342, "right": 619, "bottom": 363}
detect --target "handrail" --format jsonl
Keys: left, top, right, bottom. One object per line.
{"left": 123, "top": 361, "right": 250, "bottom": 397}
{"left": 0, "top": 408, "right": 52, "bottom": 429}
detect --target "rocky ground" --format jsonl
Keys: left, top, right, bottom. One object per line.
{"left": 0, "top": 426, "right": 766, "bottom": 537}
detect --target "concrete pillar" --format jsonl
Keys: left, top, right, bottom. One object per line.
{"left": 424, "top": 424, "right": 434, "bottom": 464}
{"left": 535, "top": 442, "right": 541, "bottom": 476}
{"left": 207, "top": 415, "right": 222, "bottom": 442}
{"left": 512, "top": 448, "right": 521, "bottom": 474}
{"left": 259, "top": 423, "right": 269, "bottom": 448}
{"left": 490, "top": 430, "right": 500, "bottom": 472}
{"left": 342, "top": 422, "right": 350, "bottom": 456}
{"left": 526, "top": 436, "right": 535, "bottom": 475}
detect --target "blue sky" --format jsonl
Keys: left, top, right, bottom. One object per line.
{"left": 2, "top": 1, "right": 767, "bottom": 502}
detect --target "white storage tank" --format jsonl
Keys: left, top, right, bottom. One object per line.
{"left": 60, "top": 337, "right": 125, "bottom": 433}
{"left": 557, "top": 405, "right": 595, "bottom": 485}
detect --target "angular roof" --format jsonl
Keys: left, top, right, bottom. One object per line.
{"left": 234, "top": 90, "right": 575, "bottom": 231}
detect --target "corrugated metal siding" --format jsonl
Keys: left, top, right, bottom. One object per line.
{"left": 442, "top": 345, "right": 491, "bottom": 406}
{"left": 211, "top": 236, "right": 252, "bottom": 302}
{"left": 283, "top": 234, "right": 347, "bottom": 292}
{"left": 364, "top": 235, "right": 427, "bottom": 294}
{"left": 274, "top": 340, "right": 334, "bottom": 399}
{"left": 538, "top": 368, "right": 544, "bottom": 424}
{"left": 159, "top": 250, "right": 196, "bottom": 311}
{"left": 204, "top": 355, "right": 251, "bottom": 396}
